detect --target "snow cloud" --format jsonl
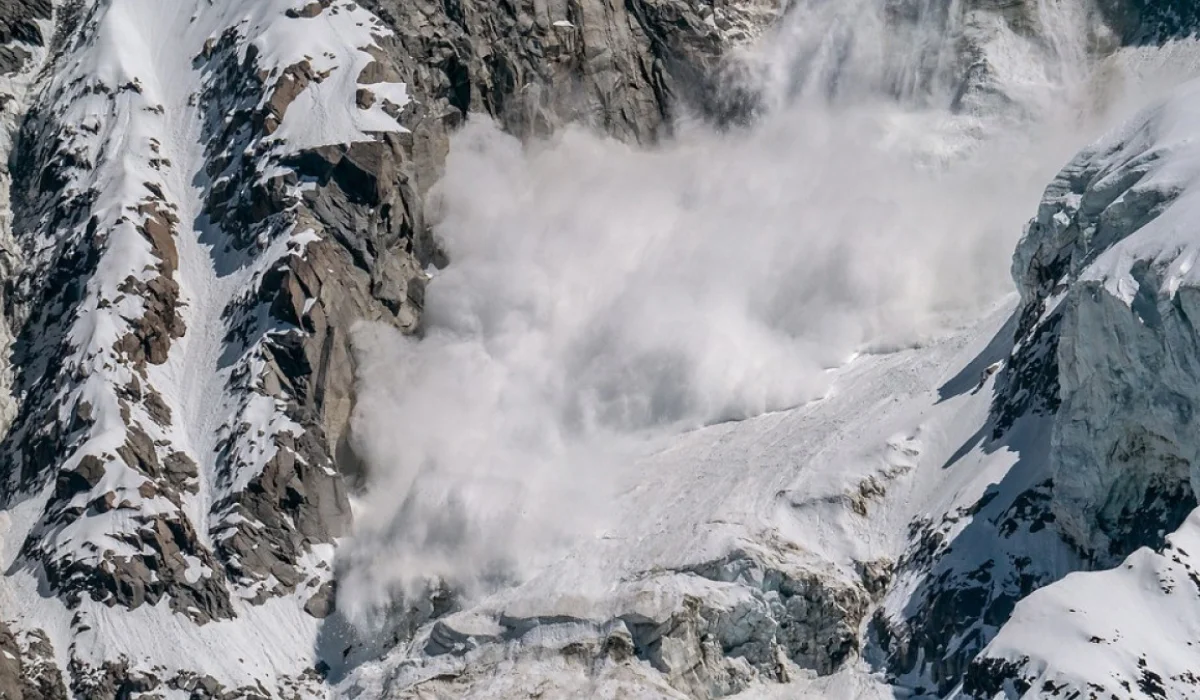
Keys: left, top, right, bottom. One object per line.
{"left": 331, "top": 0, "right": 1165, "bottom": 630}
{"left": 335, "top": 107, "right": 1079, "bottom": 624}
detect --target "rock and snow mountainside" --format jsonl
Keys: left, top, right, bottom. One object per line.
{"left": 0, "top": 0, "right": 776, "bottom": 697}
{"left": 962, "top": 72, "right": 1200, "bottom": 699}
{"left": 1, "top": 0, "right": 1200, "bottom": 699}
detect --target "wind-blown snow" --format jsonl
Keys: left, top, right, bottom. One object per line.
{"left": 341, "top": 106, "right": 1068, "bottom": 611}
{"left": 337, "top": 3, "right": 1200, "bottom": 697}
{"left": 338, "top": 0, "right": 1126, "bottom": 642}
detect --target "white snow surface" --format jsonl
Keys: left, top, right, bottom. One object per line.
{"left": 981, "top": 511, "right": 1200, "bottom": 698}
{"left": 1076, "top": 79, "right": 1200, "bottom": 300}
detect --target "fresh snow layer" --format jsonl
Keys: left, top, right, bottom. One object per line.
{"left": 981, "top": 511, "right": 1200, "bottom": 698}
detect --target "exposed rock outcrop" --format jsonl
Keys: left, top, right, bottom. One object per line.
{"left": 2, "top": 0, "right": 238, "bottom": 624}
{"left": 364, "top": 0, "right": 775, "bottom": 175}
{"left": 365, "top": 545, "right": 879, "bottom": 700}
{"left": 0, "top": 623, "right": 68, "bottom": 700}
{"left": 0, "top": 0, "right": 49, "bottom": 75}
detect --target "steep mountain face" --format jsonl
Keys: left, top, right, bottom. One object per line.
{"left": 0, "top": 0, "right": 1199, "bottom": 698}
{"left": 961, "top": 71, "right": 1200, "bottom": 700}
{"left": 332, "top": 1, "right": 1200, "bottom": 699}
{"left": 0, "top": 0, "right": 777, "bottom": 696}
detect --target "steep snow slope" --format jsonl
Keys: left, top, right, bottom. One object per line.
{"left": 964, "top": 70, "right": 1200, "bottom": 700}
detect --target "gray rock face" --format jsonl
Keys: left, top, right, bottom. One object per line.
{"left": 1007, "top": 104, "right": 1200, "bottom": 563}
{"left": 0, "top": 0, "right": 48, "bottom": 75}
{"left": 875, "top": 36, "right": 1200, "bottom": 696}
{"left": 220, "top": 0, "right": 780, "bottom": 562}
{"left": 364, "top": 0, "right": 773, "bottom": 174}
{"left": 872, "top": 479, "right": 1082, "bottom": 695}
{"left": 0, "top": 623, "right": 68, "bottom": 700}
{"left": 231, "top": 0, "right": 778, "bottom": 623}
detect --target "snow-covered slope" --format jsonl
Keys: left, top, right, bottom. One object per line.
{"left": 963, "top": 65, "right": 1200, "bottom": 700}
{"left": 0, "top": 0, "right": 426, "bottom": 694}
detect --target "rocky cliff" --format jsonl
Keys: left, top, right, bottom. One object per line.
{"left": 956, "top": 65, "right": 1200, "bottom": 700}
{"left": 865, "top": 14, "right": 1200, "bottom": 698}
{"left": 0, "top": 0, "right": 777, "bottom": 696}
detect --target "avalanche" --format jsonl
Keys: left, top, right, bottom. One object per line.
{"left": 335, "top": 4, "right": 1200, "bottom": 700}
